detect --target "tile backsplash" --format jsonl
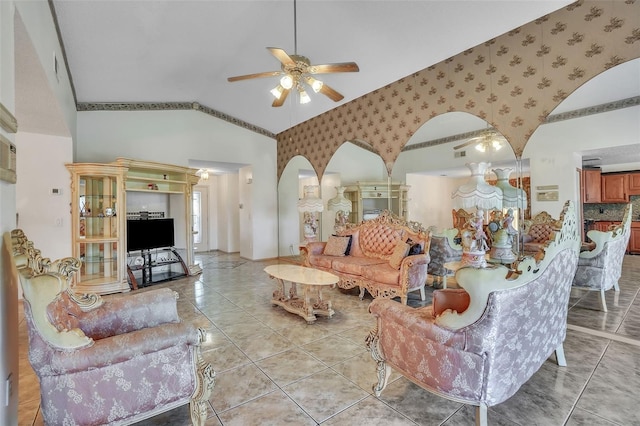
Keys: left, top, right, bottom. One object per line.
{"left": 583, "top": 195, "right": 640, "bottom": 221}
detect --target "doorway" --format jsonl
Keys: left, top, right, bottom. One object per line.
{"left": 193, "top": 186, "right": 209, "bottom": 252}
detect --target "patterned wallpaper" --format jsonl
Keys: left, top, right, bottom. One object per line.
{"left": 276, "top": 0, "right": 640, "bottom": 182}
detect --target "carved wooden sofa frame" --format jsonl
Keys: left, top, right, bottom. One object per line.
{"left": 302, "top": 211, "right": 431, "bottom": 305}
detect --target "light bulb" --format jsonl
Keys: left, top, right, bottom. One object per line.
{"left": 306, "top": 76, "right": 323, "bottom": 93}
{"left": 492, "top": 140, "right": 502, "bottom": 150}
{"left": 280, "top": 75, "right": 294, "bottom": 89}
{"left": 270, "top": 85, "right": 284, "bottom": 99}
{"left": 299, "top": 89, "right": 311, "bottom": 104}
{"left": 475, "top": 143, "right": 486, "bottom": 152}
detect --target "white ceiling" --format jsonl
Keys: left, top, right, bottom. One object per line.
{"left": 48, "top": 0, "right": 575, "bottom": 135}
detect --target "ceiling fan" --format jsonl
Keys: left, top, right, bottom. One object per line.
{"left": 453, "top": 128, "right": 506, "bottom": 153}
{"left": 227, "top": 0, "right": 359, "bottom": 107}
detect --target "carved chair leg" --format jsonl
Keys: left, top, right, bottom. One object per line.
{"left": 600, "top": 289, "right": 608, "bottom": 312}
{"left": 475, "top": 403, "right": 488, "bottom": 426}
{"left": 359, "top": 286, "right": 366, "bottom": 300}
{"left": 365, "top": 326, "right": 390, "bottom": 397}
{"left": 190, "top": 330, "right": 216, "bottom": 426}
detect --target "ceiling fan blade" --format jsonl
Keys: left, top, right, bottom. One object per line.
{"left": 227, "top": 71, "right": 281, "bottom": 82}
{"left": 318, "top": 83, "right": 344, "bottom": 102}
{"left": 453, "top": 140, "right": 476, "bottom": 150}
{"left": 272, "top": 89, "right": 291, "bottom": 107}
{"left": 309, "top": 62, "right": 359, "bottom": 74}
{"left": 267, "top": 47, "right": 296, "bottom": 66}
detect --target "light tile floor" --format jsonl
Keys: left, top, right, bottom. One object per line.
{"left": 18, "top": 252, "right": 640, "bottom": 425}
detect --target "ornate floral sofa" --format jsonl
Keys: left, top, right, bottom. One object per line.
{"left": 5, "top": 230, "right": 215, "bottom": 425}
{"left": 366, "top": 201, "right": 580, "bottom": 426}
{"left": 572, "top": 203, "right": 632, "bottom": 312}
{"left": 522, "top": 210, "right": 562, "bottom": 254}
{"left": 302, "top": 210, "right": 431, "bottom": 305}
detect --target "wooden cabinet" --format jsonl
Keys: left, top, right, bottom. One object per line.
{"left": 629, "top": 223, "right": 640, "bottom": 254}
{"left": 67, "top": 158, "right": 201, "bottom": 294}
{"left": 628, "top": 173, "right": 640, "bottom": 195}
{"left": 344, "top": 181, "right": 410, "bottom": 224}
{"left": 66, "top": 163, "right": 129, "bottom": 294}
{"left": 592, "top": 221, "right": 613, "bottom": 232}
{"left": 582, "top": 169, "right": 601, "bottom": 203}
{"left": 601, "top": 174, "right": 628, "bottom": 203}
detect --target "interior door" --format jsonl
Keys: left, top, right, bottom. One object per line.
{"left": 193, "top": 186, "right": 209, "bottom": 252}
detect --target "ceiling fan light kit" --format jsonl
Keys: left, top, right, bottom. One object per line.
{"left": 227, "top": 0, "right": 358, "bottom": 107}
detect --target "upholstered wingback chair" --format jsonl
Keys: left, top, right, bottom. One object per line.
{"left": 427, "top": 228, "right": 462, "bottom": 287}
{"left": 572, "top": 203, "right": 632, "bottom": 312}
{"left": 5, "top": 230, "right": 215, "bottom": 425}
{"left": 367, "top": 201, "right": 580, "bottom": 426}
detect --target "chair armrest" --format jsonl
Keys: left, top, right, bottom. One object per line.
{"left": 45, "top": 257, "right": 82, "bottom": 279}
{"left": 78, "top": 288, "right": 180, "bottom": 339}
{"left": 369, "top": 298, "right": 460, "bottom": 346}
{"left": 48, "top": 322, "right": 204, "bottom": 375}
{"left": 399, "top": 253, "right": 430, "bottom": 290}
{"left": 306, "top": 242, "right": 326, "bottom": 255}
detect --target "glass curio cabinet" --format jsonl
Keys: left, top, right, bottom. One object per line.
{"left": 66, "top": 163, "right": 129, "bottom": 294}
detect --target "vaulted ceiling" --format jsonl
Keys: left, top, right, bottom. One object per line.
{"left": 15, "top": 1, "right": 638, "bottom": 171}
{"left": 47, "top": 0, "right": 575, "bottom": 135}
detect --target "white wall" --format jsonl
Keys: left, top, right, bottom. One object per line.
{"left": 524, "top": 106, "right": 640, "bottom": 218}
{"left": 238, "top": 166, "right": 253, "bottom": 259}
{"left": 15, "top": 132, "right": 73, "bottom": 259}
{"left": 216, "top": 173, "right": 239, "bottom": 253}
{"left": 406, "top": 174, "right": 466, "bottom": 231}
{"left": 77, "top": 110, "right": 278, "bottom": 260}
{"left": 0, "top": 2, "right": 17, "bottom": 423}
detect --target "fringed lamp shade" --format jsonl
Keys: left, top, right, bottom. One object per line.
{"left": 493, "top": 168, "right": 528, "bottom": 209}
{"left": 297, "top": 185, "right": 324, "bottom": 212}
{"left": 452, "top": 162, "right": 503, "bottom": 210}
{"left": 327, "top": 186, "right": 352, "bottom": 213}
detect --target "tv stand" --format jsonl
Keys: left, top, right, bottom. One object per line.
{"left": 126, "top": 247, "right": 189, "bottom": 289}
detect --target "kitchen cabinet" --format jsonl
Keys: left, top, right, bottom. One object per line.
{"left": 601, "top": 174, "right": 628, "bottom": 203}
{"left": 628, "top": 173, "right": 640, "bottom": 195}
{"left": 630, "top": 223, "right": 640, "bottom": 254}
{"left": 582, "top": 169, "right": 601, "bottom": 203}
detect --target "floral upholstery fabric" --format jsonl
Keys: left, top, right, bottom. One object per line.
{"left": 323, "top": 235, "right": 351, "bottom": 256}
{"left": 369, "top": 247, "right": 578, "bottom": 407}
{"left": 427, "top": 234, "right": 462, "bottom": 278}
{"left": 303, "top": 211, "right": 431, "bottom": 304}
{"left": 23, "top": 286, "right": 211, "bottom": 426}
{"left": 573, "top": 227, "right": 630, "bottom": 292}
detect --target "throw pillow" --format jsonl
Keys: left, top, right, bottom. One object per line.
{"left": 406, "top": 238, "right": 422, "bottom": 255}
{"left": 333, "top": 234, "right": 353, "bottom": 255}
{"left": 388, "top": 241, "right": 410, "bottom": 269}
{"left": 432, "top": 289, "right": 470, "bottom": 316}
{"left": 323, "top": 235, "right": 351, "bottom": 256}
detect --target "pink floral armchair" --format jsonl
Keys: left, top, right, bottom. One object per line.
{"left": 366, "top": 201, "right": 580, "bottom": 426}
{"left": 5, "top": 230, "right": 215, "bottom": 425}
{"left": 572, "top": 203, "right": 632, "bottom": 312}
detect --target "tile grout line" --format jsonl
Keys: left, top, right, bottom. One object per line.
{"left": 566, "top": 323, "right": 640, "bottom": 347}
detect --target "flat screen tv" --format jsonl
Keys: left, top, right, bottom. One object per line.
{"left": 127, "top": 218, "right": 175, "bottom": 251}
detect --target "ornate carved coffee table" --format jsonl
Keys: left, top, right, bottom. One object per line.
{"left": 264, "top": 264, "right": 339, "bottom": 323}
